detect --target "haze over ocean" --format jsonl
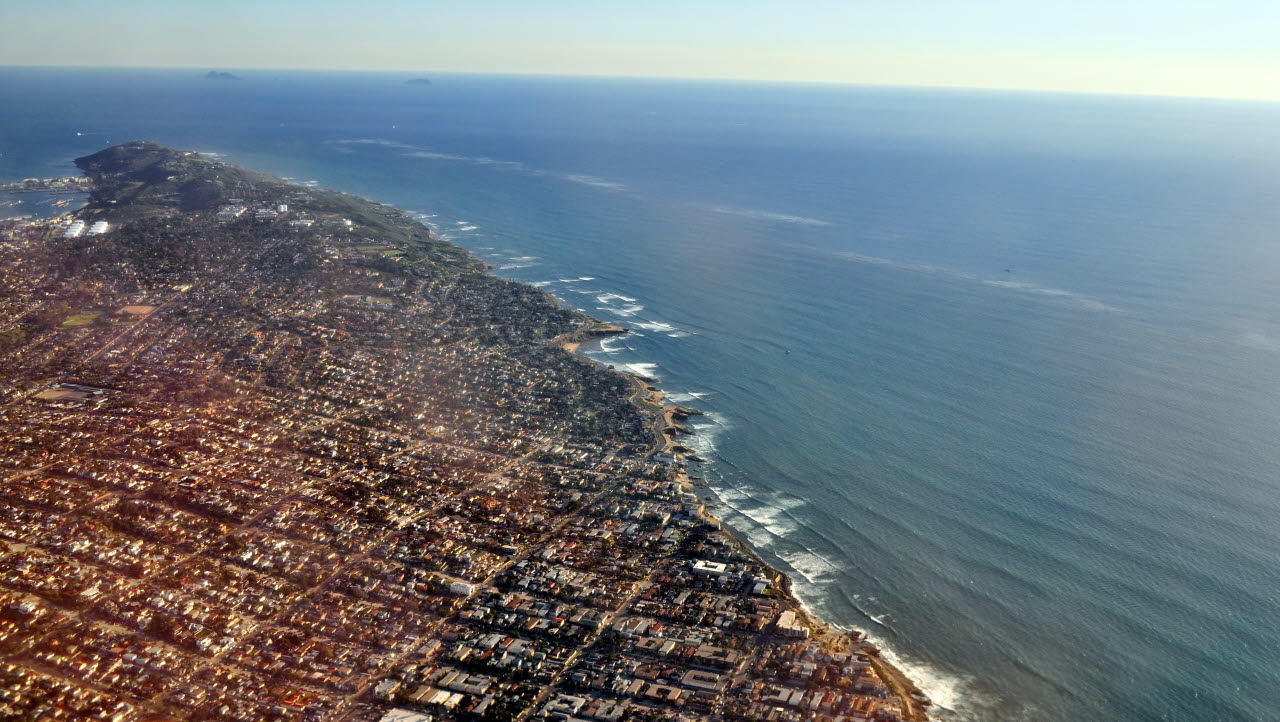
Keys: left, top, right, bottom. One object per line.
{"left": 3, "top": 68, "right": 1279, "bottom": 720}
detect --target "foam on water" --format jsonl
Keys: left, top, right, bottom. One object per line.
{"left": 620, "top": 362, "right": 660, "bottom": 378}
{"left": 764, "top": 541, "right": 1014, "bottom": 721}
{"left": 633, "top": 321, "right": 676, "bottom": 333}
{"left": 709, "top": 204, "right": 833, "bottom": 226}
{"left": 560, "top": 173, "right": 628, "bottom": 191}
{"left": 683, "top": 411, "right": 730, "bottom": 457}
{"left": 871, "top": 642, "right": 1032, "bottom": 722}
{"left": 335, "top": 138, "right": 417, "bottom": 150}
{"left": 775, "top": 547, "right": 842, "bottom": 584}
{"left": 711, "top": 495, "right": 986, "bottom": 719}
{"left": 981, "top": 279, "right": 1122, "bottom": 313}
{"left": 595, "top": 304, "right": 644, "bottom": 318}
{"left": 664, "top": 391, "right": 712, "bottom": 403}
{"left": 831, "top": 250, "right": 1123, "bottom": 314}
{"left": 596, "top": 337, "right": 625, "bottom": 354}
{"left": 708, "top": 491, "right": 1001, "bottom": 722}
{"left": 1234, "top": 329, "right": 1280, "bottom": 352}
{"left": 595, "top": 293, "right": 638, "bottom": 303}
{"left": 337, "top": 138, "right": 633, "bottom": 193}
{"left": 403, "top": 150, "right": 523, "bottom": 167}
{"left": 818, "top": 594, "right": 1018, "bottom": 720}
{"left": 741, "top": 503, "right": 805, "bottom": 540}
{"left": 709, "top": 486, "right": 838, "bottom": 580}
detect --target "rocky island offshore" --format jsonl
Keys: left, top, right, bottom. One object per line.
{"left": 0, "top": 142, "right": 928, "bottom": 722}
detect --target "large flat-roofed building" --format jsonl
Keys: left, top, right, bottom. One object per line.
{"left": 33, "top": 383, "right": 108, "bottom": 403}
{"left": 692, "top": 560, "right": 728, "bottom": 578}
{"left": 377, "top": 709, "right": 435, "bottom": 722}
{"left": 775, "top": 610, "right": 810, "bottom": 639}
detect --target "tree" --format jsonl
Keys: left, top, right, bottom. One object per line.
{"left": 34, "top": 300, "right": 72, "bottom": 330}
{"left": 0, "top": 327, "right": 26, "bottom": 352}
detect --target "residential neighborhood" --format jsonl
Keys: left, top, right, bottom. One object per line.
{"left": 0, "top": 143, "right": 925, "bottom": 722}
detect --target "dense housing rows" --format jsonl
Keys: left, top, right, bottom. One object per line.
{"left": 0, "top": 143, "right": 925, "bottom": 722}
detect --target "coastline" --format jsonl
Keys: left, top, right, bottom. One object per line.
{"left": 556, "top": 320, "right": 931, "bottom": 721}
{"left": 20, "top": 139, "right": 934, "bottom": 720}
{"left": 135, "top": 138, "right": 936, "bottom": 717}
{"left": 552, "top": 321, "right": 627, "bottom": 355}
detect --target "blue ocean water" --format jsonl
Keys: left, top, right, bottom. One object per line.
{"left": 3, "top": 68, "right": 1279, "bottom": 720}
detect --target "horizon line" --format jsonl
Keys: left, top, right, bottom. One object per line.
{"left": 2, "top": 63, "right": 1277, "bottom": 106}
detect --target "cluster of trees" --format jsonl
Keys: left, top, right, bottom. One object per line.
{"left": 0, "top": 327, "right": 26, "bottom": 352}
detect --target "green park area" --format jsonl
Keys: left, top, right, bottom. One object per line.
{"left": 61, "top": 313, "right": 100, "bottom": 327}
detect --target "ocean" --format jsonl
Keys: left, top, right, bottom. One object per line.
{"left": 3, "top": 67, "right": 1279, "bottom": 721}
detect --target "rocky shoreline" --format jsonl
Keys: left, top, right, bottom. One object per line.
{"left": 561, "top": 325, "right": 932, "bottom": 721}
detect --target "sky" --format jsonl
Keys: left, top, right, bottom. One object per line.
{"left": 3, "top": 0, "right": 1279, "bottom": 101}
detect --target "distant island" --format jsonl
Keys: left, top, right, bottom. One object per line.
{"left": 205, "top": 70, "right": 240, "bottom": 80}
{"left": 406, "top": 77, "right": 432, "bottom": 85}
{"left": 0, "top": 142, "right": 929, "bottom": 722}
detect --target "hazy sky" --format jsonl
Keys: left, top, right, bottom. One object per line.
{"left": 4, "top": 0, "right": 1279, "bottom": 100}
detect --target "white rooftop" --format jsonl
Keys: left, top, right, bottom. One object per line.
{"left": 378, "top": 709, "right": 434, "bottom": 722}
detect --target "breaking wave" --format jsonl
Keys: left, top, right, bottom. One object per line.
{"left": 620, "top": 361, "right": 660, "bottom": 378}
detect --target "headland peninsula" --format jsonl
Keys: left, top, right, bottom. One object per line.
{"left": 0, "top": 142, "right": 928, "bottom": 722}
